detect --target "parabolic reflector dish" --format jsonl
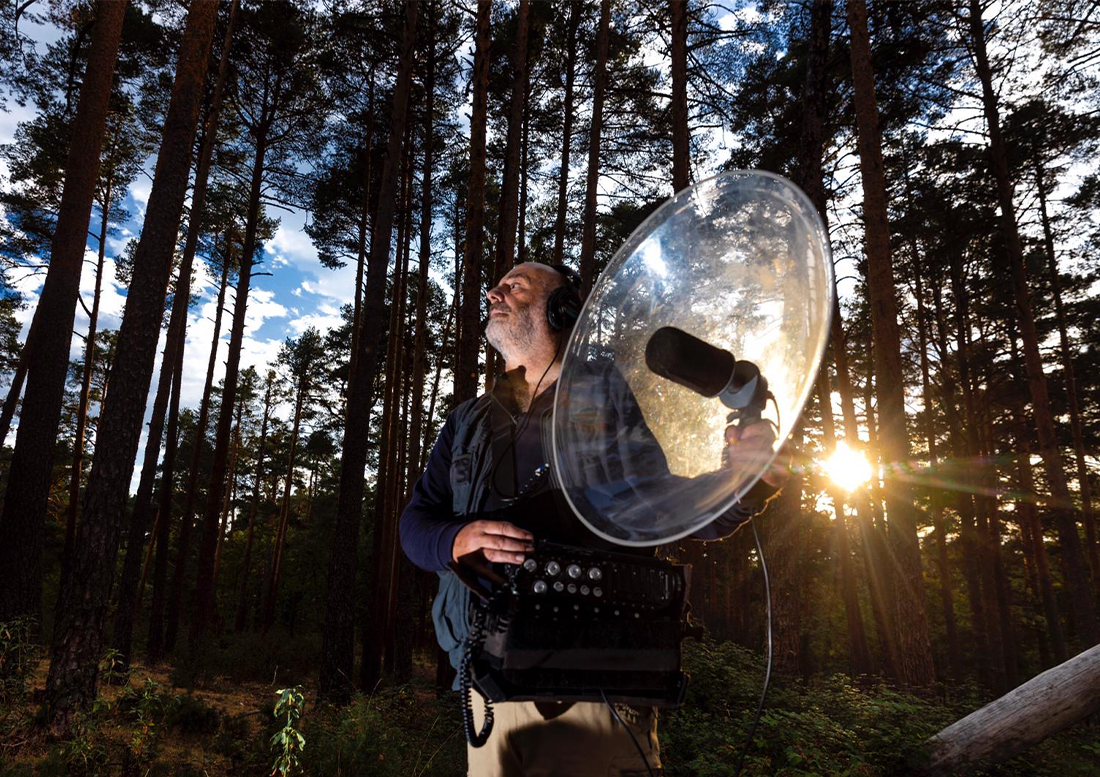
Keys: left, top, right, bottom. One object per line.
{"left": 551, "top": 170, "right": 834, "bottom": 546}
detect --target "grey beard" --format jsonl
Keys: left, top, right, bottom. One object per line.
{"left": 486, "top": 305, "right": 537, "bottom": 359}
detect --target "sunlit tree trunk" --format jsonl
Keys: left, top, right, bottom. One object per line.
{"left": 0, "top": 0, "right": 127, "bottom": 626}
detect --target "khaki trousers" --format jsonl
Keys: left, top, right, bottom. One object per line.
{"left": 467, "top": 691, "right": 662, "bottom": 776}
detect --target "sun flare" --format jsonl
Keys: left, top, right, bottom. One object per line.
{"left": 824, "top": 442, "right": 873, "bottom": 493}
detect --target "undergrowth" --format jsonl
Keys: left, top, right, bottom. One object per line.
{"left": 0, "top": 634, "right": 1097, "bottom": 776}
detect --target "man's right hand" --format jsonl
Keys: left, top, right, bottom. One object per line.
{"left": 452, "top": 520, "right": 535, "bottom": 582}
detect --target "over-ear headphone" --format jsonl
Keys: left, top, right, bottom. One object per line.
{"left": 546, "top": 264, "right": 583, "bottom": 331}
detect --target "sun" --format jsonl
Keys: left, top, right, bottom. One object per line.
{"left": 823, "top": 441, "right": 874, "bottom": 493}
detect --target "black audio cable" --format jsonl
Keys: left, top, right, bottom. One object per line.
{"left": 733, "top": 518, "right": 773, "bottom": 777}
{"left": 600, "top": 688, "right": 656, "bottom": 777}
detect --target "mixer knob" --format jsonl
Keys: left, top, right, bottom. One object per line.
{"left": 523, "top": 558, "right": 538, "bottom": 572}
{"left": 580, "top": 585, "right": 590, "bottom": 595}
{"left": 553, "top": 581, "right": 564, "bottom": 593}
{"left": 567, "top": 584, "right": 577, "bottom": 594}
{"left": 545, "top": 561, "right": 561, "bottom": 576}
{"left": 567, "top": 564, "right": 582, "bottom": 579}
{"left": 593, "top": 587, "right": 603, "bottom": 598}
{"left": 588, "top": 567, "right": 602, "bottom": 581}
{"left": 533, "top": 580, "right": 548, "bottom": 594}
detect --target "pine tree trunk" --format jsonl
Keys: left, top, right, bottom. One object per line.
{"left": 493, "top": 0, "right": 529, "bottom": 278}
{"left": 408, "top": 9, "right": 435, "bottom": 495}
{"left": 236, "top": 374, "right": 272, "bottom": 632}
{"left": 318, "top": 0, "right": 419, "bottom": 704}
{"left": 1034, "top": 162, "right": 1098, "bottom": 596}
{"left": 349, "top": 71, "right": 375, "bottom": 385}
{"left": 44, "top": 1, "right": 218, "bottom": 726}
{"left": 163, "top": 247, "right": 231, "bottom": 653}
{"left": 846, "top": 0, "right": 935, "bottom": 687}
{"left": 551, "top": 1, "right": 579, "bottom": 264}
{"left": 670, "top": 0, "right": 689, "bottom": 193}
{"left": 0, "top": 0, "right": 127, "bottom": 626}
{"left": 190, "top": 135, "right": 270, "bottom": 649}
{"left": 968, "top": 0, "right": 1098, "bottom": 645}
{"left": 1010, "top": 336, "right": 1067, "bottom": 662}
{"left": 62, "top": 172, "right": 113, "bottom": 593}
{"left": 454, "top": 0, "right": 490, "bottom": 404}
{"left": 578, "top": 0, "right": 610, "bottom": 294}
{"left": 263, "top": 370, "right": 306, "bottom": 630}
{"left": 911, "top": 242, "right": 963, "bottom": 682}
{"left": 0, "top": 313, "right": 37, "bottom": 448}
{"left": 112, "top": 3, "right": 236, "bottom": 655}
{"left": 213, "top": 397, "right": 243, "bottom": 588}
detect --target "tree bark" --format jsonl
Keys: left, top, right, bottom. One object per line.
{"left": 918, "top": 645, "right": 1100, "bottom": 775}
{"left": 45, "top": 0, "right": 217, "bottom": 726}
{"left": 846, "top": 0, "right": 935, "bottom": 687}
{"left": 968, "top": 0, "right": 1097, "bottom": 645}
{"left": 551, "top": 0, "right": 579, "bottom": 265}
{"left": 318, "top": 0, "right": 419, "bottom": 704}
{"left": 0, "top": 0, "right": 127, "bottom": 626}
{"left": 578, "top": 0, "right": 610, "bottom": 295}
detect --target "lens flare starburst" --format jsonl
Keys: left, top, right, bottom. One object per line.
{"left": 824, "top": 441, "right": 873, "bottom": 493}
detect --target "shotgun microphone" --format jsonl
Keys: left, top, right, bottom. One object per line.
{"left": 644, "top": 326, "right": 765, "bottom": 413}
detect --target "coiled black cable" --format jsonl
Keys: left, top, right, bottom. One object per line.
{"left": 460, "top": 603, "right": 494, "bottom": 747}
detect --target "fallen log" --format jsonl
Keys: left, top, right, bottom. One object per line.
{"left": 917, "top": 644, "right": 1100, "bottom": 774}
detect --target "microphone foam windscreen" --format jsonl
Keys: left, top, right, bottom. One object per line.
{"left": 644, "top": 326, "right": 735, "bottom": 397}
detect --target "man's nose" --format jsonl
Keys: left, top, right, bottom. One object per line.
{"left": 486, "top": 284, "right": 505, "bottom": 303}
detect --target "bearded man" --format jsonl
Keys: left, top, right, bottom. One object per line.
{"left": 400, "top": 261, "right": 785, "bottom": 776}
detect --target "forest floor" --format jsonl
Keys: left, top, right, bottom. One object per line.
{"left": 2, "top": 639, "right": 1099, "bottom": 776}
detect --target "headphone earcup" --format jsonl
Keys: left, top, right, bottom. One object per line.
{"left": 546, "top": 286, "right": 582, "bottom": 331}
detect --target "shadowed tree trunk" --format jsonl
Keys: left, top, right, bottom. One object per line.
{"left": 0, "top": 0, "right": 127, "bottom": 626}
{"left": 113, "top": 4, "right": 237, "bottom": 666}
{"left": 551, "top": 0, "right": 579, "bottom": 265}
{"left": 61, "top": 167, "right": 115, "bottom": 593}
{"left": 454, "top": 0, "right": 490, "bottom": 404}
{"left": 408, "top": 9, "right": 435, "bottom": 498}
{"left": 847, "top": 0, "right": 935, "bottom": 688}
{"left": 1034, "top": 161, "right": 1098, "bottom": 596}
{"left": 493, "top": 0, "right": 528, "bottom": 278}
{"left": 318, "top": 0, "right": 419, "bottom": 703}
{"left": 670, "top": 0, "right": 688, "bottom": 193}
{"left": 163, "top": 245, "right": 231, "bottom": 653}
{"left": 578, "top": 0, "right": 610, "bottom": 295}
{"left": 236, "top": 371, "right": 272, "bottom": 632}
{"left": 968, "top": 0, "right": 1097, "bottom": 646}
{"left": 45, "top": 0, "right": 218, "bottom": 727}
